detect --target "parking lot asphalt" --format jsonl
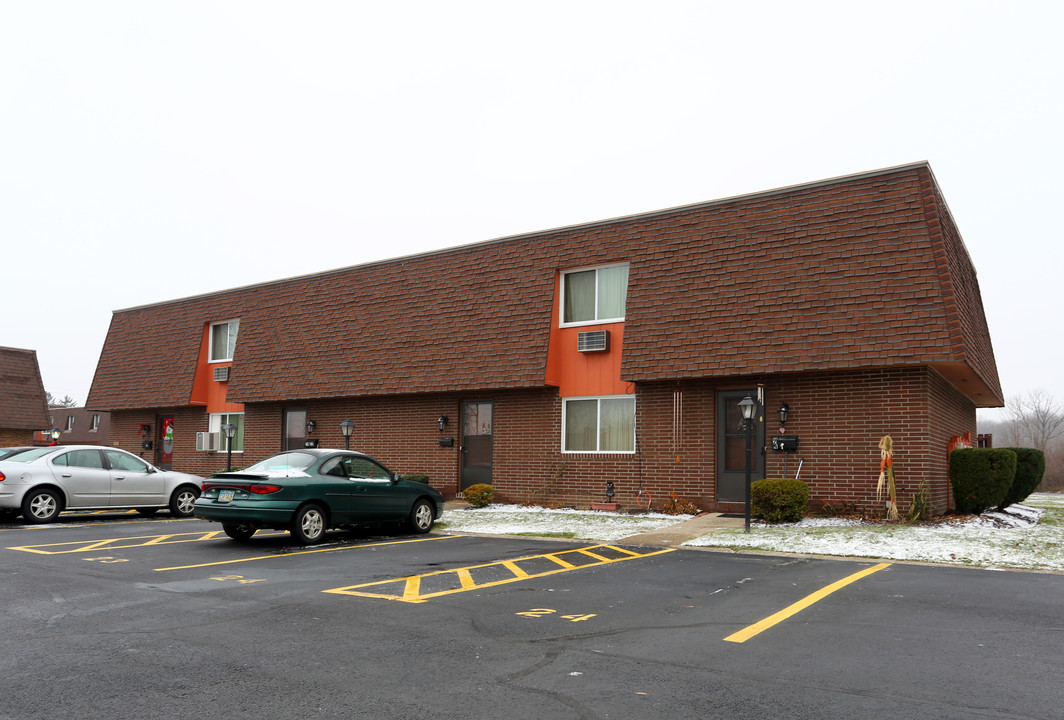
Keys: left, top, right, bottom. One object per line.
{"left": 5, "top": 511, "right": 1064, "bottom": 720}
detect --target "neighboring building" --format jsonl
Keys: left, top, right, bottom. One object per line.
{"left": 33, "top": 407, "right": 111, "bottom": 446}
{"left": 87, "top": 163, "right": 1002, "bottom": 515}
{"left": 0, "top": 346, "right": 50, "bottom": 447}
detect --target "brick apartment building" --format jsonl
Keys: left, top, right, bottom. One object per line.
{"left": 86, "top": 162, "right": 1002, "bottom": 515}
{"left": 0, "top": 346, "right": 50, "bottom": 447}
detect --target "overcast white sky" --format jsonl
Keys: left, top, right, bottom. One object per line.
{"left": 3, "top": 2, "right": 1061, "bottom": 418}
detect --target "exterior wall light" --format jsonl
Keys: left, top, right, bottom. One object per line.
{"left": 50, "top": 427, "right": 61, "bottom": 445}
{"left": 305, "top": 419, "right": 316, "bottom": 434}
{"left": 437, "top": 415, "right": 449, "bottom": 432}
{"left": 737, "top": 395, "right": 756, "bottom": 533}
{"left": 340, "top": 420, "right": 356, "bottom": 450}
{"left": 777, "top": 402, "right": 790, "bottom": 427}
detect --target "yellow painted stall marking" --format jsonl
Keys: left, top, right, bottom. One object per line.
{"left": 724, "top": 562, "right": 891, "bottom": 643}
{"left": 324, "top": 544, "right": 675, "bottom": 603}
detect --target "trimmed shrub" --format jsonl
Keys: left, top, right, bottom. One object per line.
{"left": 463, "top": 483, "right": 494, "bottom": 508}
{"left": 751, "top": 478, "right": 809, "bottom": 523}
{"left": 998, "top": 448, "right": 1046, "bottom": 509}
{"left": 950, "top": 448, "right": 1017, "bottom": 514}
{"left": 401, "top": 473, "right": 430, "bottom": 484}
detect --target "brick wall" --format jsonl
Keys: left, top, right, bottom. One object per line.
{"left": 107, "top": 365, "right": 974, "bottom": 515}
{"left": 0, "top": 428, "right": 36, "bottom": 447}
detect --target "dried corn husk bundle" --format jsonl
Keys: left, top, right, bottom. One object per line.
{"left": 877, "top": 435, "right": 899, "bottom": 521}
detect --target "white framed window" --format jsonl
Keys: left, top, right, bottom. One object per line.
{"left": 209, "top": 412, "right": 245, "bottom": 452}
{"left": 89, "top": 414, "right": 100, "bottom": 432}
{"left": 209, "top": 319, "right": 240, "bottom": 362}
{"left": 562, "top": 395, "right": 636, "bottom": 453}
{"left": 561, "top": 263, "right": 629, "bottom": 327}
{"left": 65, "top": 415, "right": 75, "bottom": 431}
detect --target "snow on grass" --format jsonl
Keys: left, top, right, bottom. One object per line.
{"left": 436, "top": 494, "right": 1064, "bottom": 572}
{"left": 684, "top": 493, "right": 1064, "bottom": 571}
{"left": 436, "top": 504, "right": 679, "bottom": 542}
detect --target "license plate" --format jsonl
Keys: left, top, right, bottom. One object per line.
{"left": 218, "top": 489, "right": 235, "bottom": 503}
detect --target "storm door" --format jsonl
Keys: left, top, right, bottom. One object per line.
{"left": 283, "top": 409, "right": 307, "bottom": 451}
{"left": 716, "top": 390, "right": 765, "bottom": 503}
{"left": 460, "top": 401, "right": 493, "bottom": 492}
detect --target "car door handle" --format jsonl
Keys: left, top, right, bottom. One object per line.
{"left": 114, "top": 476, "right": 125, "bottom": 480}
{"left": 62, "top": 473, "right": 72, "bottom": 478}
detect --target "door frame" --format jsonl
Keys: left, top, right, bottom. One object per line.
{"left": 459, "top": 400, "right": 493, "bottom": 492}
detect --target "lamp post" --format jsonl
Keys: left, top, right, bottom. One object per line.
{"left": 50, "top": 427, "right": 61, "bottom": 446}
{"left": 222, "top": 422, "right": 236, "bottom": 471}
{"left": 339, "top": 420, "right": 355, "bottom": 450}
{"left": 738, "top": 395, "right": 756, "bottom": 533}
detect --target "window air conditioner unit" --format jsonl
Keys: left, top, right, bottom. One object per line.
{"left": 213, "top": 366, "right": 230, "bottom": 382}
{"left": 196, "top": 431, "right": 221, "bottom": 452}
{"left": 577, "top": 330, "right": 609, "bottom": 353}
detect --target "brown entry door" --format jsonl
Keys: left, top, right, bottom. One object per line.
{"left": 716, "top": 390, "right": 764, "bottom": 503}
{"left": 460, "top": 401, "right": 493, "bottom": 492}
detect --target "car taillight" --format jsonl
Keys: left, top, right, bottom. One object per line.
{"left": 248, "top": 484, "right": 282, "bottom": 494}
{"left": 0, "top": 472, "right": 5, "bottom": 482}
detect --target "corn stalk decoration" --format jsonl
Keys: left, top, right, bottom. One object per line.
{"left": 877, "top": 435, "right": 900, "bottom": 521}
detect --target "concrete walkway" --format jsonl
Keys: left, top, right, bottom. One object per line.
{"left": 617, "top": 512, "right": 745, "bottom": 547}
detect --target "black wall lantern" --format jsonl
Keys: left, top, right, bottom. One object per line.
{"left": 340, "top": 420, "right": 356, "bottom": 450}
{"left": 777, "top": 402, "right": 790, "bottom": 427}
{"left": 606, "top": 481, "right": 615, "bottom": 502}
{"left": 305, "top": 419, "right": 316, "bottom": 434}
{"left": 437, "top": 415, "right": 449, "bottom": 433}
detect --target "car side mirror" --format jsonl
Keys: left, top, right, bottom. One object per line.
{"left": 392, "top": 472, "right": 401, "bottom": 483}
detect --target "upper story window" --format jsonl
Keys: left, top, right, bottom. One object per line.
{"left": 209, "top": 319, "right": 240, "bottom": 362}
{"left": 65, "top": 415, "right": 75, "bottom": 431}
{"left": 89, "top": 414, "right": 100, "bottom": 432}
{"left": 561, "top": 263, "right": 629, "bottom": 326}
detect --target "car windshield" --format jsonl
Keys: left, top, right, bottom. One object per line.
{"left": 242, "top": 452, "right": 318, "bottom": 472}
{"left": 1, "top": 447, "right": 57, "bottom": 463}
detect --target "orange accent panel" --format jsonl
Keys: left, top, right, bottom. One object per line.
{"left": 545, "top": 272, "right": 629, "bottom": 398}
{"left": 189, "top": 324, "right": 244, "bottom": 414}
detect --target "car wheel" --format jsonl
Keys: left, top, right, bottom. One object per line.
{"left": 223, "top": 523, "right": 257, "bottom": 541}
{"left": 136, "top": 508, "right": 159, "bottom": 517}
{"left": 408, "top": 499, "right": 435, "bottom": 534}
{"left": 291, "top": 504, "right": 327, "bottom": 545}
{"left": 169, "top": 486, "right": 200, "bottom": 517}
{"left": 21, "top": 489, "right": 62, "bottom": 524}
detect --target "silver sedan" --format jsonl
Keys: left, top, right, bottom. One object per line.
{"left": 0, "top": 445, "right": 205, "bottom": 523}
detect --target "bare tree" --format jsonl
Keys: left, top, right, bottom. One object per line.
{"left": 1005, "top": 389, "right": 1064, "bottom": 452}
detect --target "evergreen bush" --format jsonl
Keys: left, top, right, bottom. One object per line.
{"left": 401, "top": 473, "right": 430, "bottom": 484}
{"left": 949, "top": 448, "right": 1017, "bottom": 513}
{"left": 463, "top": 483, "right": 494, "bottom": 508}
{"left": 751, "top": 478, "right": 809, "bottom": 523}
{"left": 998, "top": 448, "right": 1046, "bottom": 509}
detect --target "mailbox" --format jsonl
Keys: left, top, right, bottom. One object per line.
{"left": 304, "top": 438, "right": 320, "bottom": 449}
{"left": 771, "top": 435, "right": 799, "bottom": 453}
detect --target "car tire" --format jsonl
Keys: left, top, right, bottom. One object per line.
{"left": 169, "top": 486, "right": 200, "bottom": 517}
{"left": 223, "top": 523, "right": 257, "bottom": 541}
{"left": 21, "top": 489, "right": 62, "bottom": 524}
{"left": 291, "top": 504, "right": 327, "bottom": 545}
{"left": 408, "top": 498, "right": 435, "bottom": 534}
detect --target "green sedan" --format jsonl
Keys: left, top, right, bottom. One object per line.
{"left": 194, "top": 449, "right": 444, "bottom": 544}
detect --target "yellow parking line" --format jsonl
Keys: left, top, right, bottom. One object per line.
{"left": 155, "top": 534, "right": 458, "bottom": 571}
{"left": 724, "top": 562, "right": 891, "bottom": 643}
{"left": 325, "top": 545, "right": 675, "bottom": 603}
{"left": 8, "top": 531, "right": 229, "bottom": 554}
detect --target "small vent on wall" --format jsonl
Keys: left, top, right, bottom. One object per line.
{"left": 213, "top": 366, "right": 230, "bottom": 382}
{"left": 577, "top": 330, "right": 609, "bottom": 353}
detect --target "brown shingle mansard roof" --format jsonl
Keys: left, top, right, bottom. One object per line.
{"left": 0, "top": 346, "right": 50, "bottom": 429}
{"left": 87, "top": 162, "right": 1002, "bottom": 411}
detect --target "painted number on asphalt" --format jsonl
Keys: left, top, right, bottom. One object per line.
{"left": 516, "top": 608, "right": 597, "bottom": 622}
{"left": 211, "top": 574, "right": 266, "bottom": 584}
